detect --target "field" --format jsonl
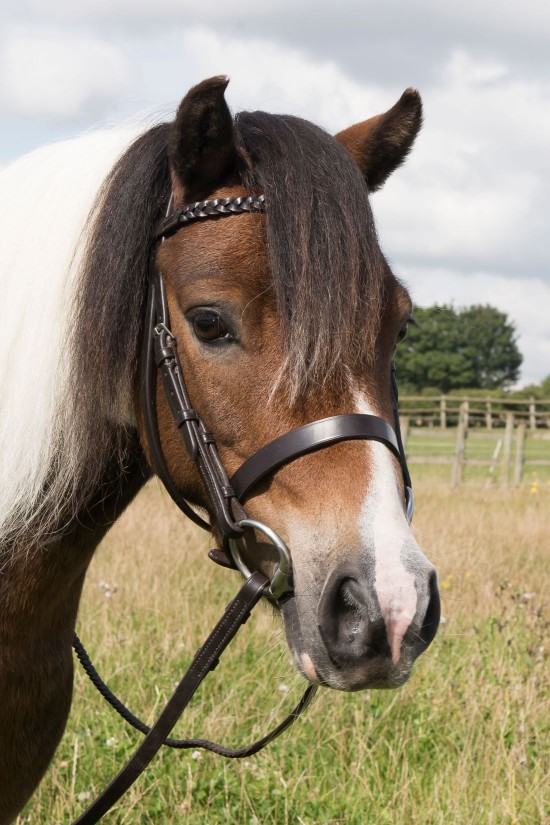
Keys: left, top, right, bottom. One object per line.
{"left": 17, "top": 477, "right": 549, "bottom": 824}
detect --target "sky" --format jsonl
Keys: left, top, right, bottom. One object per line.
{"left": 1, "top": 0, "right": 548, "bottom": 386}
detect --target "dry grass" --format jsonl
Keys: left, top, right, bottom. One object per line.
{"left": 17, "top": 479, "right": 549, "bottom": 824}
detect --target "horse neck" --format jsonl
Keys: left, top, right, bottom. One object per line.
{"left": 0, "top": 441, "right": 148, "bottom": 823}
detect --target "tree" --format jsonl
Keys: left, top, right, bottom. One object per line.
{"left": 395, "top": 304, "right": 522, "bottom": 393}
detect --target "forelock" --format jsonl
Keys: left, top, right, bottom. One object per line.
{"left": 235, "top": 111, "right": 386, "bottom": 398}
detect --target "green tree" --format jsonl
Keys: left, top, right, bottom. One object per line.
{"left": 396, "top": 304, "right": 522, "bottom": 393}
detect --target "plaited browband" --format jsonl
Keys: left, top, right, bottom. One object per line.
{"left": 153, "top": 195, "right": 266, "bottom": 241}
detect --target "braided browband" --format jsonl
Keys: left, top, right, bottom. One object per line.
{"left": 153, "top": 194, "right": 266, "bottom": 241}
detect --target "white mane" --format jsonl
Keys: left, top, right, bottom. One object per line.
{"left": 0, "top": 129, "right": 140, "bottom": 549}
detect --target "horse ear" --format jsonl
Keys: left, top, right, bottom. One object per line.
{"left": 169, "top": 75, "right": 240, "bottom": 200}
{"left": 335, "top": 89, "right": 422, "bottom": 192}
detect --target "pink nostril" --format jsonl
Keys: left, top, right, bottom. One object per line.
{"left": 382, "top": 570, "right": 440, "bottom": 663}
{"left": 384, "top": 613, "right": 414, "bottom": 664}
{"left": 301, "top": 653, "right": 319, "bottom": 682}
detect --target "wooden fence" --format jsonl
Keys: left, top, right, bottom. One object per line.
{"left": 399, "top": 394, "right": 550, "bottom": 431}
{"left": 399, "top": 399, "right": 550, "bottom": 487}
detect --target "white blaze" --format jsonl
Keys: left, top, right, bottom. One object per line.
{"left": 354, "top": 391, "right": 419, "bottom": 663}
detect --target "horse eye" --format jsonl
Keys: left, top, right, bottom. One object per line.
{"left": 396, "top": 323, "right": 409, "bottom": 344}
{"left": 192, "top": 311, "right": 230, "bottom": 342}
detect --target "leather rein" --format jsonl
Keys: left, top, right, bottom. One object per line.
{"left": 71, "top": 194, "right": 413, "bottom": 823}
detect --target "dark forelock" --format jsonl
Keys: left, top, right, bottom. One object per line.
{"left": 235, "top": 111, "right": 386, "bottom": 397}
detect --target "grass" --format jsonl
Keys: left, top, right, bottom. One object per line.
{"left": 17, "top": 478, "right": 549, "bottom": 824}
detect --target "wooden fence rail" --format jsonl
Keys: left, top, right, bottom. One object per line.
{"left": 400, "top": 395, "right": 550, "bottom": 432}
{"left": 399, "top": 406, "right": 550, "bottom": 488}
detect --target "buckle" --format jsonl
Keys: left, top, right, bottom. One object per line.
{"left": 153, "top": 322, "right": 173, "bottom": 338}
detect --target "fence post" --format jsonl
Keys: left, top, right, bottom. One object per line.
{"left": 463, "top": 399, "right": 470, "bottom": 430}
{"left": 500, "top": 412, "right": 514, "bottom": 486}
{"left": 487, "top": 438, "right": 503, "bottom": 485}
{"left": 440, "top": 397, "right": 447, "bottom": 431}
{"left": 513, "top": 423, "right": 526, "bottom": 487}
{"left": 485, "top": 399, "right": 493, "bottom": 431}
{"left": 529, "top": 397, "right": 536, "bottom": 432}
{"left": 451, "top": 402, "right": 468, "bottom": 487}
{"left": 399, "top": 416, "right": 410, "bottom": 452}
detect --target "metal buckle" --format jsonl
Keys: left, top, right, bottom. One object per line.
{"left": 227, "top": 518, "right": 293, "bottom": 601}
{"left": 153, "top": 322, "right": 173, "bottom": 338}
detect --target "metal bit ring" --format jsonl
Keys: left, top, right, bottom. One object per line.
{"left": 228, "top": 518, "right": 293, "bottom": 601}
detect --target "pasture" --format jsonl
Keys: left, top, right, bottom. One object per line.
{"left": 18, "top": 476, "right": 548, "bottom": 824}
{"left": 407, "top": 427, "right": 550, "bottom": 487}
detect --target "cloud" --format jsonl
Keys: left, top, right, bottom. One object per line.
{"left": 6, "top": 0, "right": 549, "bottom": 89}
{"left": 174, "top": 27, "right": 391, "bottom": 130}
{"left": 374, "top": 50, "right": 550, "bottom": 283}
{"left": 0, "top": 24, "right": 133, "bottom": 119}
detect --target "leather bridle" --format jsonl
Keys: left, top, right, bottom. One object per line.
{"left": 71, "top": 193, "right": 413, "bottom": 824}
{"left": 145, "top": 194, "right": 413, "bottom": 591}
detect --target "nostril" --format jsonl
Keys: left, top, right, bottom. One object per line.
{"left": 318, "top": 576, "right": 357, "bottom": 658}
{"left": 318, "top": 575, "right": 388, "bottom": 667}
{"left": 419, "top": 570, "right": 441, "bottom": 650}
{"left": 340, "top": 577, "right": 366, "bottom": 614}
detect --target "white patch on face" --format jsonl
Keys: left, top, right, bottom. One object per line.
{"left": 354, "top": 390, "right": 420, "bottom": 663}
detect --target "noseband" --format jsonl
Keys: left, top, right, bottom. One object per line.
{"left": 144, "top": 194, "right": 413, "bottom": 599}
{"left": 71, "top": 193, "right": 414, "bottom": 824}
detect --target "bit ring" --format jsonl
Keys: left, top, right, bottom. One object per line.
{"left": 228, "top": 518, "right": 293, "bottom": 601}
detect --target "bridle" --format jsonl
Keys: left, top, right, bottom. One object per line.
{"left": 72, "top": 194, "right": 413, "bottom": 823}
{"left": 145, "top": 194, "right": 413, "bottom": 586}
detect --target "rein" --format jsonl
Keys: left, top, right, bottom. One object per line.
{"left": 72, "top": 194, "right": 413, "bottom": 823}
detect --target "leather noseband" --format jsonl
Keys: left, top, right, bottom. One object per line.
{"left": 231, "top": 414, "right": 400, "bottom": 500}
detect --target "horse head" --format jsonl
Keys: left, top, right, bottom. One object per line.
{"left": 139, "top": 76, "right": 440, "bottom": 692}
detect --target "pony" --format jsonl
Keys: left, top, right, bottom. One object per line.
{"left": 0, "top": 76, "right": 439, "bottom": 822}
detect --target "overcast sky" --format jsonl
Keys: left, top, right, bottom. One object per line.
{"left": 1, "top": 0, "right": 548, "bottom": 385}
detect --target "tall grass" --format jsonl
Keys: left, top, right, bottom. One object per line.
{"left": 17, "top": 479, "right": 549, "bottom": 824}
